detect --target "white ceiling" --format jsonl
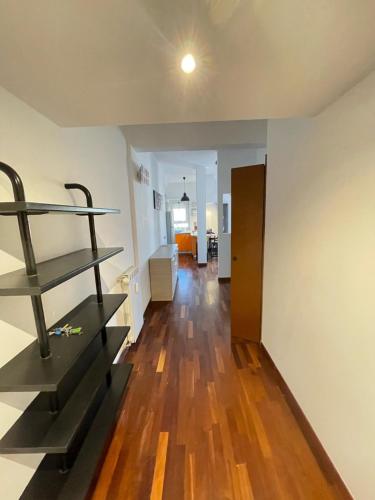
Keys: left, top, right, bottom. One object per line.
{"left": 161, "top": 165, "right": 196, "bottom": 184}
{"left": 0, "top": 1, "right": 374, "bottom": 126}
{"left": 157, "top": 150, "right": 217, "bottom": 183}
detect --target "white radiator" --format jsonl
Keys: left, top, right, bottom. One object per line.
{"left": 118, "top": 265, "right": 144, "bottom": 344}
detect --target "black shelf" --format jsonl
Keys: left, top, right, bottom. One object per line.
{"left": 20, "top": 363, "right": 133, "bottom": 500}
{"left": 0, "top": 294, "right": 127, "bottom": 392}
{"left": 0, "top": 326, "right": 129, "bottom": 454}
{"left": 0, "top": 201, "right": 120, "bottom": 216}
{"left": 0, "top": 247, "right": 123, "bottom": 296}
{"left": 0, "top": 166, "right": 131, "bottom": 499}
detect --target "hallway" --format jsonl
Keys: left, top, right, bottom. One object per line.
{"left": 93, "top": 257, "right": 347, "bottom": 500}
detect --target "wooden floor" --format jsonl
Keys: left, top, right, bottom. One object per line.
{"left": 92, "top": 256, "right": 347, "bottom": 500}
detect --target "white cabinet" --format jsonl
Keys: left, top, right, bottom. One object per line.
{"left": 149, "top": 244, "right": 178, "bottom": 301}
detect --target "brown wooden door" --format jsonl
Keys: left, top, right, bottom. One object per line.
{"left": 231, "top": 164, "right": 266, "bottom": 342}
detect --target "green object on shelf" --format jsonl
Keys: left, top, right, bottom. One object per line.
{"left": 49, "top": 325, "right": 83, "bottom": 337}
{"left": 70, "top": 327, "right": 82, "bottom": 335}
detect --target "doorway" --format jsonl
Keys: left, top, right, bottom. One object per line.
{"left": 231, "top": 164, "right": 266, "bottom": 343}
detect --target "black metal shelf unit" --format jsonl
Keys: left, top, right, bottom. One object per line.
{"left": 0, "top": 162, "right": 133, "bottom": 499}
{"left": 0, "top": 248, "right": 123, "bottom": 296}
{"left": 0, "top": 201, "right": 120, "bottom": 215}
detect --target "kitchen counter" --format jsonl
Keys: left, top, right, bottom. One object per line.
{"left": 175, "top": 233, "right": 197, "bottom": 257}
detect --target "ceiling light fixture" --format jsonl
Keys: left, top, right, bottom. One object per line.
{"left": 181, "top": 176, "right": 190, "bottom": 202}
{"left": 181, "top": 53, "right": 196, "bottom": 74}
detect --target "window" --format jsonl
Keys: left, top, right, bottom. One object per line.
{"left": 172, "top": 206, "right": 189, "bottom": 233}
{"left": 173, "top": 207, "right": 187, "bottom": 222}
{"left": 174, "top": 222, "right": 189, "bottom": 230}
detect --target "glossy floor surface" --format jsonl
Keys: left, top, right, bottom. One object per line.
{"left": 93, "top": 257, "right": 347, "bottom": 500}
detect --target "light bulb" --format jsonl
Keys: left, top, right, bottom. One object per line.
{"left": 181, "top": 54, "right": 196, "bottom": 74}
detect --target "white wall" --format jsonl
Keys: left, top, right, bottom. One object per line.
{"left": 0, "top": 87, "right": 133, "bottom": 499}
{"left": 151, "top": 155, "right": 167, "bottom": 248}
{"left": 196, "top": 167, "right": 207, "bottom": 264}
{"left": 206, "top": 203, "right": 218, "bottom": 234}
{"left": 264, "top": 70, "right": 375, "bottom": 499}
{"left": 217, "top": 148, "right": 265, "bottom": 278}
{"left": 206, "top": 172, "right": 218, "bottom": 204}
{"left": 130, "top": 150, "right": 166, "bottom": 312}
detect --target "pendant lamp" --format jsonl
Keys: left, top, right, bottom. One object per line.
{"left": 181, "top": 176, "right": 190, "bottom": 202}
